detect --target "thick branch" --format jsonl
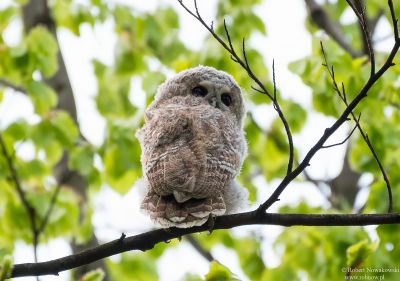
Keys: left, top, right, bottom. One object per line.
{"left": 10, "top": 211, "right": 400, "bottom": 278}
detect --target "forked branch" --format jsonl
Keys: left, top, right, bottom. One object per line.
{"left": 0, "top": 134, "right": 63, "bottom": 265}
{"left": 320, "top": 41, "right": 393, "bottom": 213}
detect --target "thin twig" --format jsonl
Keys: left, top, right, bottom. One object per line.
{"left": 177, "top": 0, "right": 294, "bottom": 176}
{"left": 37, "top": 184, "right": 62, "bottom": 234}
{"left": 0, "top": 134, "right": 64, "bottom": 267}
{"left": 346, "top": 0, "right": 375, "bottom": 75}
{"left": 0, "top": 134, "right": 39, "bottom": 262}
{"left": 321, "top": 115, "right": 359, "bottom": 148}
{"left": 321, "top": 34, "right": 393, "bottom": 212}
{"left": 0, "top": 79, "right": 26, "bottom": 93}
{"left": 388, "top": 101, "right": 400, "bottom": 109}
{"left": 272, "top": 59, "right": 277, "bottom": 104}
{"left": 388, "top": 0, "right": 399, "bottom": 39}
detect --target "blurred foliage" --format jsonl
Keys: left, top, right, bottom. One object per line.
{"left": 0, "top": 0, "right": 399, "bottom": 280}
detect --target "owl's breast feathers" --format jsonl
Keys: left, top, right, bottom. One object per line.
{"left": 138, "top": 105, "right": 244, "bottom": 200}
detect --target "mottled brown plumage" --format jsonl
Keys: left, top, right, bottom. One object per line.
{"left": 137, "top": 66, "right": 248, "bottom": 228}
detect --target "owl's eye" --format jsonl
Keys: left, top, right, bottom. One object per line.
{"left": 221, "top": 93, "right": 232, "bottom": 106}
{"left": 192, "top": 86, "right": 208, "bottom": 97}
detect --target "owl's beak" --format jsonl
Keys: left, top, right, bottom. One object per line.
{"left": 207, "top": 94, "right": 219, "bottom": 108}
{"left": 206, "top": 86, "right": 230, "bottom": 109}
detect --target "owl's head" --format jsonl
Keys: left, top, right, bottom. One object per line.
{"left": 153, "top": 66, "right": 245, "bottom": 125}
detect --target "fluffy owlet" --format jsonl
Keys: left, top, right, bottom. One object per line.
{"left": 136, "top": 66, "right": 248, "bottom": 228}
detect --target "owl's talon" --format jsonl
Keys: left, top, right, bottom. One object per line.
{"left": 119, "top": 233, "right": 126, "bottom": 242}
{"left": 206, "top": 215, "right": 216, "bottom": 234}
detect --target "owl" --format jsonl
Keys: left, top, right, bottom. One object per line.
{"left": 136, "top": 66, "right": 248, "bottom": 228}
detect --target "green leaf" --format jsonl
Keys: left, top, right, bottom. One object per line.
{"left": 41, "top": 188, "right": 80, "bottom": 239}
{"left": 280, "top": 100, "right": 307, "bottom": 133}
{"left": 104, "top": 136, "right": 141, "bottom": 194}
{"left": 26, "top": 81, "right": 57, "bottom": 115}
{"left": 346, "top": 239, "right": 378, "bottom": 269}
{"left": 0, "top": 7, "right": 17, "bottom": 33}
{"left": 3, "top": 120, "right": 29, "bottom": 141}
{"left": 0, "top": 255, "right": 13, "bottom": 281}
{"left": 80, "top": 269, "right": 105, "bottom": 281}
{"left": 233, "top": 237, "right": 265, "bottom": 279}
{"left": 69, "top": 144, "right": 95, "bottom": 175}
{"left": 205, "top": 261, "right": 238, "bottom": 281}
{"left": 74, "top": 204, "right": 94, "bottom": 244}
{"left": 182, "top": 274, "right": 204, "bottom": 281}
{"left": 26, "top": 26, "right": 58, "bottom": 77}
{"left": 50, "top": 110, "right": 79, "bottom": 146}
{"left": 108, "top": 253, "right": 158, "bottom": 281}
{"left": 93, "top": 60, "right": 137, "bottom": 119}
{"left": 19, "top": 159, "right": 48, "bottom": 183}
{"left": 142, "top": 71, "right": 166, "bottom": 105}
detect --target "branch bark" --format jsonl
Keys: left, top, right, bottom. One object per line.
{"left": 10, "top": 211, "right": 400, "bottom": 278}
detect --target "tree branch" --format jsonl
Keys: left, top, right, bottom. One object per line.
{"left": 321, "top": 116, "right": 359, "bottom": 149}
{"left": 258, "top": 0, "right": 400, "bottom": 213}
{"left": 320, "top": 33, "right": 393, "bottom": 212}
{"left": 10, "top": 211, "right": 400, "bottom": 278}
{"left": 346, "top": 0, "right": 375, "bottom": 75}
{"left": 0, "top": 134, "right": 39, "bottom": 263}
{"left": 185, "top": 235, "right": 214, "bottom": 262}
{"left": 37, "top": 184, "right": 62, "bottom": 234}
{"left": 0, "top": 79, "right": 26, "bottom": 94}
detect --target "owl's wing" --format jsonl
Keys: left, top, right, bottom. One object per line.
{"left": 138, "top": 107, "right": 191, "bottom": 148}
{"left": 139, "top": 107, "right": 205, "bottom": 198}
{"left": 192, "top": 110, "right": 246, "bottom": 196}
